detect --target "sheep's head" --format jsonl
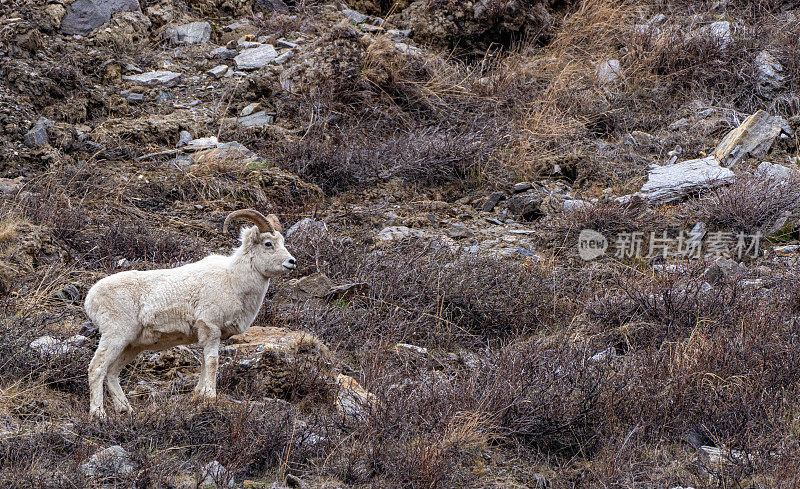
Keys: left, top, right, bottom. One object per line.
{"left": 224, "top": 209, "right": 296, "bottom": 277}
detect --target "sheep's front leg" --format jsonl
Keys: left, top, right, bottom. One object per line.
{"left": 194, "top": 354, "right": 206, "bottom": 396}
{"left": 196, "top": 322, "right": 221, "bottom": 400}
{"left": 88, "top": 336, "right": 127, "bottom": 418}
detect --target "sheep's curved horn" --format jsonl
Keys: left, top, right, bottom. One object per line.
{"left": 223, "top": 209, "right": 273, "bottom": 234}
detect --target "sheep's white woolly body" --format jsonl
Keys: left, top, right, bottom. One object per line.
{"left": 84, "top": 213, "right": 295, "bottom": 418}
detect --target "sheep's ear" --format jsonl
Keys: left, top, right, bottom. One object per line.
{"left": 240, "top": 225, "right": 262, "bottom": 245}
{"left": 266, "top": 214, "right": 282, "bottom": 233}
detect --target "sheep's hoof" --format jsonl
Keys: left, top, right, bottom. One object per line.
{"left": 90, "top": 407, "right": 107, "bottom": 419}
{"left": 113, "top": 403, "right": 132, "bottom": 414}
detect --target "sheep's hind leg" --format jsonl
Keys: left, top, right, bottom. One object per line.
{"left": 88, "top": 336, "right": 127, "bottom": 418}
{"left": 106, "top": 346, "right": 140, "bottom": 414}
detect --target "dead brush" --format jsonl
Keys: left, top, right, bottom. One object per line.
{"left": 694, "top": 173, "right": 800, "bottom": 233}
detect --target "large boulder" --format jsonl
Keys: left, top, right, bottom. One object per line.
{"left": 61, "top": 0, "right": 141, "bottom": 35}
{"left": 640, "top": 156, "right": 735, "bottom": 204}
{"left": 713, "top": 110, "right": 790, "bottom": 167}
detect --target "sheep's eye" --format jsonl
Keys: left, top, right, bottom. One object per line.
{"left": 264, "top": 241, "right": 273, "bottom": 248}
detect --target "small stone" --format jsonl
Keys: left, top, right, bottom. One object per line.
{"left": 336, "top": 374, "right": 376, "bottom": 421}
{"left": 81, "top": 445, "right": 136, "bottom": 477}
{"left": 236, "top": 111, "right": 274, "bottom": 128}
{"left": 119, "top": 90, "right": 145, "bottom": 103}
{"left": 23, "top": 117, "right": 53, "bottom": 148}
{"left": 507, "top": 191, "right": 544, "bottom": 221}
{"left": 240, "top": 103, "right": 260, "bottom": 117}
{"left": 701, "top": 21, "right": 732, "bottom": 48}
{"left": 589, "top": 346, "right": 616, "bottom": 363}
{"left": 123, "top": 70, "right": 182, "bottom": 87}
{"left": 234, "top": 44, "right": 278, "bottom": 70}
{"left": 756, "top": 50, "right": 784, "bottom": 91}
{"left": 208, "top": 64, "right": 229, "bottom": 78}
{"left": 511, "top": 182, "right": 533, "bottom": 193}
{"left": 485, "top": 218, "right": 504, "bottom": 225}
{"left": 79, "top": 321, "right": 100, "bottom": 338}
{"left": 446, "top": 223, "right": 474, "bottom": 240}
{"left": 253, "top": 0, "right": 289, "bottom": 13}
{"left": 756, "top": 161, "right": 793, "bottom": 181}
{"left": 274, "top": 50, "right": 294, "bottom": 64}
{"left": 209, "top": 46, "right": 237, "bottom": 59}
{"left": 596, "top": 59, "right": 621, "bottom": 84}
{"left": 376, "top": 226, "right": 421, "bottom": 246}
{"left": 184, "top": 136, "right": 220, "bottom": 151}
{"left": 394, "top": 343, "right": 428, "bottom": 357}
{"left": 176, "top": 130, "right": 192, "bottom": 148}
{"left": 481, "top": 192, "right": 505, "bottom": 212}
{"left": 341, "top": 9, "right": 369, "bottom": 24}
{"left": 164, "top": 21, "right": 211, "bottom": 46}
{"left": 199, "top": 460, "right": 234, "bottom": 488}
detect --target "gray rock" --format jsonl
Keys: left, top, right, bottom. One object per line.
{"left": 394, "top": 343, "right": 428, "bottom": 357}
{"left": 236, "top": 111, "right": 274, "bottom": 128}
{"left": 446, "top": 223, "right": 474, "bottom": 240}
{"left": 81, "top": 445, "right": 136, "bottom": 477}
{"left": 704, "top": 257, "right": 741, "bottom": 285}
{"left": 756, "top": 50, "right": 784, "bottom": 92}
{"left": 123, "top": 70, "right": 182, "bottom": 87}
{"left": 596, "top": 59, "right": 621, "bottom": 84}
{"left": 714, "top": 110, "right": 788, "bottom": 167}
{"left": 61, "top": 0, "right": 140, "bottom": 35}
{"left": 52, "top": 284, "right": 80, "bottom": 303}
{"left": 701, "top": 21, "right": 732, "bottom": 48}
{"left": 30, "top": 334, "right": 87, "bottom": 356}
{"left": 589, "top": 346, "right": 616, "bottom": 363}
{"left": 756, "top": 161, "right": 793, "bottom": 181}
{"left": 285, "top": 217, "right": 324, "bottom": 238}
{"left": 274, "top": 50, "right": 294, "bottom": 64}
{"left": 208, "top": 64, "right": 229, "bottom": 78}
{"left": 0, "top": 177, "right": 24, "bottom": 196}
{"left": 234, "top": 44, "right": 278, "bottom": 70}
{"left": 209, "top": 46, "right": 237, "bottom": 59}
{"left": 199, "top": 460, "right": 234, "bottom": 488}
{"left": 563, "top": 199, "right": 592, "bottom": 212}
{"left": 119, "top": 90, "right": 145, "bottom": 103}
{"left": 669, "top": 118, "right": 690, "bottom": 130}
{"left": 164, "top": 21, "right": 211, "bottom": 46}
{"left": 507, "top": 191, "right": 543, "bottom": 220}
{"left": 376, "top": 226, "right": 421, "bottom": 246}
{"left": 481, "top": 192, "right": 505, "bottom": 212}
{"left": 24, "top": 117, "right": 53, "bottom": 148}
{"left": 79, "top": 321, "right": 100, "bottom": 338}
{"left": 341, "top": 9, "right": 369, "bottom": 24}
{"left": 511, "top": 182, "right": 533, "bottom": 193}
{"left": 176, "top": 130, "right": 193, "bottom": 148}
{"left": 386, "top": 29, "right": 411, "bottom": 41}
{"left": 253, "top": 0, "right": 289, "bottom": 13}
{"left": 640, "top": 156, "right": 735, "bottom": 204}
{"left": 240, "top": 103, "right": 260, "bottom": 117}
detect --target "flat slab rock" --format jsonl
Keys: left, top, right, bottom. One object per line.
{"left": 233, "top": 44, "right": 278, "bottom": 70}
{"left": 640, "top": 156, "right": 735, "bottom": 204}
{"left": 122, "top": 70, "right": 182, "bottom": 87}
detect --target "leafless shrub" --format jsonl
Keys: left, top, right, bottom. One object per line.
{"left": 548, "top": 198, "right": 659, "bottom": 244}
{"left": 695, "top": 174, "right": 800, "bottom": 233}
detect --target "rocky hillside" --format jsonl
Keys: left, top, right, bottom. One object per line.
{"left": 2, "top": 0, "right": 800, "bottom": 487}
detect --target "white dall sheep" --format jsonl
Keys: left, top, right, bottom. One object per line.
{"left": 84, "top": 209, "right": 296, "bottom": 418}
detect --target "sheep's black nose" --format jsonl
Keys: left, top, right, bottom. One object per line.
{"left": 288, "top": 258, "right": 296, "bottom": 265}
